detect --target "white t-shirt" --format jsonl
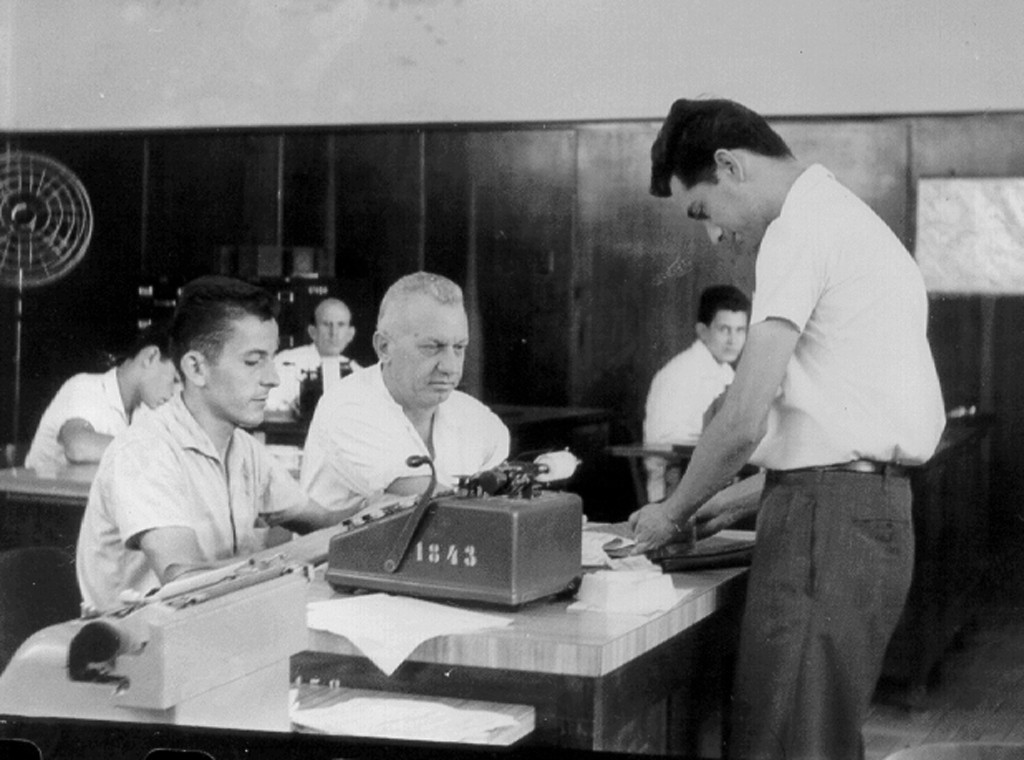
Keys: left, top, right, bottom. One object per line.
{"left": 76, "top": 394, "right": 306, "bottom": 612}
{"left": 643, "top": 339, "right": 734, "bottom": 500}
{"left": 750, "top": 164, "right": 946, "bottom": 470}
{"left": 24, "top": 368, "right": 128, "bottom": 472}
{"left": 265, "top": 343, "right": 360, "bottom": 412}
{"left": 300, "top": 364, "right": 510, "bottom": 514}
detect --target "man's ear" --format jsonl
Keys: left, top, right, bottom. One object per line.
{"left": 713, "top": 149, "right": 745, "bottom": 182}
{"left": 372, "top": 331, "right": 390, "bottom": 364}
{"left": 138, "top": 345, "right": 161, "bottom": 367}
{"left": 695, "top": 322, "right": 711, "bottom": 345}
{"left": 307, "top": 324, "right": 317, "bottom": 343}
{"left": 178, "top": 350, "right": 208, "bottom": 388}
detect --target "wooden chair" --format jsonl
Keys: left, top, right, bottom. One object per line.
{"left": 606, "top": 443, "right": 695, "bottom": 508}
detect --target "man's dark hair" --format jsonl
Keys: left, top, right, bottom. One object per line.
{"left": 698, "top": 284, "right": 751, "bottom": 326}
{"left": 171, "top": 275, "right": 279, "bottom": 370}
{"left": 650, "top": 98, "right": 793, "bottom": 196}
{"left": 115, "top": 320, "right": 174, "bottom": 363}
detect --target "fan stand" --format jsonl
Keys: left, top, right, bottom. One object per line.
{"left": 1, "top": 150, "right": 94, "bottom": 466}
{"left": 5, "top": 268, "right": 23, "bottom": 467}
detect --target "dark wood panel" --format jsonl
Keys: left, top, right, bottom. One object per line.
{"left": 576, "top": 123, "right": 732, "bottom": 436}
{"left": 328, "top": 131, "right": 423, "bottom": 365}
{"left": 772, "top": 119, "right": 910, "bottom": 243}
{"left": 146, "top": 133, "right": 264, "bottom": 279}
{"left": 424, "top": 130, "right": 576, "bottom": 408}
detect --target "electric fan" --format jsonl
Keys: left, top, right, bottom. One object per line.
{"left": 0, "top": 150, "right": 94, "bottom": 463}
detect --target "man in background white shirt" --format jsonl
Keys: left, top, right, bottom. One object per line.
{"left": 24, "top": 322, "right": 179, "bottom": 471}
{"left": 643, "top": 284, "right": 750, "bottom": 501}
{"left": 265, "top": 297, "right": 361, "bottom": 413}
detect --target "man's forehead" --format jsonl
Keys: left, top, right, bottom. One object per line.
{"left": 711, "top": 309, "right": 749, "bottom": 325}
{"left": 316, "top": 303, "right": 350, "bottom": 324}
{"left": 224, "top": 315, "right": 278, "bottom": 348}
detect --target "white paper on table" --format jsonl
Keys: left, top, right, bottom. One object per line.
{"left": 582, "top": 530, "right": 635, "bottom": 567}
{"left": 568, "top": 569, "right": 691, "bottom": 616}
{"left": 291, "top": 695, "right": 518, "bottom": 742}
{"left": 306, "top": 594, "right": 513, "bottom": 675}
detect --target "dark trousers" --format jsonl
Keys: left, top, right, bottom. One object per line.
{"left": 729, "top": 469, "right": 914, "bottom": 760}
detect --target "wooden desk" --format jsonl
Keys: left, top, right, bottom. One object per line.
{"left": 0, "top": 465, "right": 95, "bottom": 507}
{"left": 0, "top": 465, "right": 95, "bottom": 552}
{"left": 295, "top": 556, "right": 747, "bottom": 754}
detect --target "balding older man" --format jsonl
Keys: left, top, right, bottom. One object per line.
{"left": 266, "top": 297, "right": 361, "bottom": 413}
{"left": 300, "top": 272, "right": 509, "bottom": 516}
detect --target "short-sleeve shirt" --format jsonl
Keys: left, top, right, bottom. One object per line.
{"left": 749, "top": 164, "right": 946, "bottom": 470}
{"left": 265, "top": 344, "right": 360, "bottom": 412}
{"left": 24, "top": 368, "right": 128, "bottom": 472}
{"left": 76, "top": 394, "right": 307, "bottom": 612}
{"left": 643, "top": 339, "right": 734, "bottom": 501}
{"left": 300, "top": 364, "right": 511, "bottom": 514}
{"left": 644, "top": 339, "right": 734, "bottom": 447}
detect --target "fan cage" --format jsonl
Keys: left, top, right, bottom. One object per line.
{"left": 0, "top": 151, "right": 94, "bottom": 289}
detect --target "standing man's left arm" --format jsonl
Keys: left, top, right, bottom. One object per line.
{"left": 630, "top": 318, "right": 801, "bottom": 553}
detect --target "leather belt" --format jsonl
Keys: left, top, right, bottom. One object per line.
{"left": 774, "top": 460, "right": 911, "bottom": 478}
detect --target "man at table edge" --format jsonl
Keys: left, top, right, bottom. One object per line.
{"left": 630, "top": 97, "right": 945, "bottom": 759}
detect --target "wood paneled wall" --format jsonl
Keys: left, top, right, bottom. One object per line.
{"left": 3, "top": 112, "right": 1024, "bottom": 524}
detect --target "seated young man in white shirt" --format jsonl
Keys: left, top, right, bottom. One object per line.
{"left": 300, "top": 272, "right": 510, "bottom": 516}
{"left": 642, "top": 284, "right": 750, "bottom": 501}
{"left": 24, "top": 322, "right": 179, "bottom": 471}
{"left": 265, "top": 297, "right": 361, "bottom": 414}
{"left": 77, "top": 276, "right": 345, "bottom": 613}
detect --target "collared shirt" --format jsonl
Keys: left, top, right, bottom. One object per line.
{"left": 25, "top": 367, "right": 128, "bottom": 472}
{"left": 76, "top": 394, "right": 306, "bottom": 612}
{"left": 642, "top": 339, "right": 734, "bottom": 500}
{"left": 300, "top": 364, "right": 510, "bottom": 514}
{"left": 265, "top": 344, "right": 361, "bottom": 412}
{"left": 750, "top": 164, "right": 946, "bottom": 470}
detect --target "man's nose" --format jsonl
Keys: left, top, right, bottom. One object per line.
{"left": 437, "top": 346, "right": 462, "bottom": 373}
{"left": 263, "top": 361, "right": 280, "bottom": 387}
{"left": 704, "top": 221, "right": 725, "bottom": 245}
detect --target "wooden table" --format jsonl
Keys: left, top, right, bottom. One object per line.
{"left": 295, "top": 550, "right": 748, "bottom": 755}
{"left": 0, "top": 464, "right": 95, "bottom": 552}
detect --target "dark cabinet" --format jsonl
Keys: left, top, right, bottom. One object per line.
{"left": 882, "top": 417, "right": 993, "bottom": 702}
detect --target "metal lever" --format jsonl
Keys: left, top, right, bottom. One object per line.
{"left": 382, "top": 455, "right": 437, "bottom": 573}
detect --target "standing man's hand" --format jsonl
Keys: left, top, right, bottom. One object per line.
{"left": 628, "top": 502, "right": 692, "bottom": 554}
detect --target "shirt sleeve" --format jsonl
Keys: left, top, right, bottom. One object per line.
{"left": 751, "top": 217, "right": 826, "bottom": 332}
{"left": 100, "top": 437, "right": 197, "bottom": 550}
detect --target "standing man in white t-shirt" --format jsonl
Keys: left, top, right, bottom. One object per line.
{"left": 643, "top": 284, "right": 750, "bottom": 501}
{"left": 630, "top": 98, "right": 946, "bottom": 760}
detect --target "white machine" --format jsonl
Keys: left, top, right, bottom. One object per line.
{"left": 0, "top": 554, "right": 312, "bottom": 732}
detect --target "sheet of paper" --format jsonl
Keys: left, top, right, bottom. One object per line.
{"left": 568, "top": 569, "right": 691, "bottom": 616}
{"left": 291, "top": 695, "right": 518, "bottom": 742}
{"left": 306, "top": 594, "right": 512, "bottom": 675}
